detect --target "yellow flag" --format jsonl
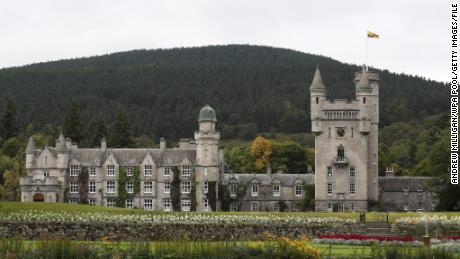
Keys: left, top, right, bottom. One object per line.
{"left": 367, "top": 31, "right": 379, "bottom": 39}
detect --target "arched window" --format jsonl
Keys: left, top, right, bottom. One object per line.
{"left": 337, "top": 145, "right": 345, "bottom": 161}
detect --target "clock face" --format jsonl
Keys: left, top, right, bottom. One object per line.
{"left": 336, "top": 128, "right": 345, "bottom": 137}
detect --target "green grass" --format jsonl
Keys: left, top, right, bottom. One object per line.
{"left": 1, "top": 202, "right": 459, "bottom": 223}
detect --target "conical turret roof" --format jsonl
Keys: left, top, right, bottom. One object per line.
{"left": 309, "top": 67, "right": 326, "bottom": 91}
{"left": 26, "top": 136, "right": 36, "bottom": 153}
{"left": 357, "top": 67, "right": 372, "bottom": 90}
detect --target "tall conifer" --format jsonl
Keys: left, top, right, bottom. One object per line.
{"left": 63, "top": 101, "right": 83, "bottom": 143}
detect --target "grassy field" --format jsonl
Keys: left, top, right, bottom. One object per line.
{"left": 1, "top": 202, "right": 460, "bottom": 222}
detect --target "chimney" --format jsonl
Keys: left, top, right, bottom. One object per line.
{"left": 65, "top": 138, "right": 72, "bottom": 150}
{"left": 385, "top": 166, "right": 395, "bottom": 177}
{"left": 101, "top": 137, "right": 107, "bottom": 151}
{"left": 266, "top": 163, "right": 272, "bottom": 176}
{"left": 160, "top": 138, "right": 166, "bottom": 151}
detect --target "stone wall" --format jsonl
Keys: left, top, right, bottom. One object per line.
{"left": 0, "top": 221, "right": 356, "bottom": 241}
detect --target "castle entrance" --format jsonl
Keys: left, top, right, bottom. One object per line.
{"left": 33, "top": 193, "right": 44, "bottom": 202}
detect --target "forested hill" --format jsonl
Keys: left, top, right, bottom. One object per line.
{"left": 0, "top": 45, "right": 448, "bottom": 140}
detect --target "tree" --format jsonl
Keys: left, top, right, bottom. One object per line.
{"left": 250, "top": 136, "right": 272, "bottom": 172}
{"left": 86, "top": 117, "right": 108, "bottom": 147}
{"left": 0, "top": 170, "right": 20, "bottom": 201}
{"left": 1, "top": 98, "right": 18, "bottom": 140}
{"left": 63, "top": 101, "right": 83, "bottom": 143}
{"left": 110, "top": 104, "right": 133, "bottom": 148}
{"left": 271, "top": 141, "right": 308, "bottom": 173}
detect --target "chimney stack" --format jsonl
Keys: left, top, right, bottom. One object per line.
{"left": 385, "top": 166, "right": 395, "bottom": 177}
{"left": 160, "top": 138, "right": 166, "bottom": 151}
{"left": 266, "top": 163, "right": 272, "bottom": 176}
{"left": 101, "top": 137, "right": 107, "bottom": 151}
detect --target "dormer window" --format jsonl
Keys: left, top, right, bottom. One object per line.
{"left": 107, "top": 165, "right": 115, "bottom": 176}
{"left": 230, "top": 185, "right": 237, "bottom": 197}
{"left": 144, "top": 165, "right": 153, "bottom": 176}
{"left": 403, "top": 186, "right": 409, "bottom": 196}
{"left": 182, "top": 165, "right": 191, "bottom": 176}
{"left": 70, "top": 165, "right": 79, "bottom": 176}
{"left": 273, "top": 185, "right": 280, "bottom": 196}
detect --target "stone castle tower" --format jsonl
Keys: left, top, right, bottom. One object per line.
{"left": 310, "top": 67, "right": 379, "bottom": 211}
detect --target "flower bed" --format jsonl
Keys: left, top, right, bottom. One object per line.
{"left": 393, "top": 216, "right": 460, "bottom": 237}
{"left": 0, "top": 210, "right": 355, "bottom": 227}
{"left": 319, "top": 234, "right": 415, "bottom": 242}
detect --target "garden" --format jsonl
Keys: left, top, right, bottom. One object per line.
{"left": 1, "top": 202, "right": 460, "bottom": 258}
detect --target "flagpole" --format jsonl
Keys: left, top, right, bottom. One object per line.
{"left": 366, "top": 30, "right": 369, "bottom": 71}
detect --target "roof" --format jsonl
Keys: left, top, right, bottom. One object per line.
{"left": 26, "top": 137, "right": 36, "bottom": 153}
{"left": 198, "top": 104, "right": 217, "bottom": 122}
{"left": 309, "top": 67, "right": 326, "bottom": 91}
{"left": 378, "top": 176, "right": 433, "bottom": 192}
{"left": 68, "top": 148, "right": 197, "bottom": 167}
{"left": 222, "top": 173, "right": 315, "bottom": 186}
{"left": 356, "top": 67, "right": 372, "bottom": 90}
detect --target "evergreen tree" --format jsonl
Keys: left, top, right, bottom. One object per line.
{"left": 86, "top": 117, "right": 108, "bottom": 147}
{"left": 1, "top": 98, "right": 18, "bottom": 140}
{"left": 63, "top": 101, "right": 83, "bottom": 143}
{"left": 110, "top": 104, "right": 133, "bottom": 148}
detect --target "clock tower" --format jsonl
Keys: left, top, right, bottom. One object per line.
{"left": 310, "top": 67, "right": 379, "bottom": 211}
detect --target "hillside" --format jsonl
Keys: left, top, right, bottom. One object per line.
{"left": 0, "top": 45, "right": 449, "bottom": 140}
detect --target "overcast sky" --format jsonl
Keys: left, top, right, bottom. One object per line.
{"left": 0, "top": 1, "right": 448, "bottom": 82}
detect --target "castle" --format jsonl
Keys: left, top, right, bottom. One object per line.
{"left": 20, "top": 68, "right": 437, "bottom": 212}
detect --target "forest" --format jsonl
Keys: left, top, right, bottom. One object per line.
{"left": 0, "top": 45, "right": 456, "bottom": 210}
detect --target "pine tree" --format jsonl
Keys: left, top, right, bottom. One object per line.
{"left": 110, "top": 104, "right": 133, "bottom": 148}
{"left": 1, "top": 98, "right": 18, "bottom": 140}
{"left": 87, "top": 117, "right": 108, "bottom": 147}
{"left": 63, "top": 101, "right": 83, "bottom": 143}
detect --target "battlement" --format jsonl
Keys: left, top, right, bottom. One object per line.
{"left": 354, "top": 71, "right": 379, "bottom": 81}
{"left": 322, "top": 110, "right": 359, "bottom": 120}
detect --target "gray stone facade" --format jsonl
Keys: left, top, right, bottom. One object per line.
{"left": 20, "top": 74, "right": 437, "bottom": 212}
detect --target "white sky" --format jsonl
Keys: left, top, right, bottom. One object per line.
{"left": 0, "top": 0, "right": 449, "bottom": 82}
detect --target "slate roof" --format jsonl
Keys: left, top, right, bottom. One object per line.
{"left": 378, "top": 176, "right": 432, "bottom": 192}
{"left": 222, "top": 173, "right": 314, "bottom": 186}
{"left": 68, "top": 148, "right": 197, "bottom": 167}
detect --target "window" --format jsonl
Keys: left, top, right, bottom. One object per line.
{"left": 144, "top": 181, "right": 153, "bottom": 193}
{"left": 230, "top": 185, "right": 237, "bottom": 197}
{"left": 337, "top": 145, "right": 345, "bottom": 161}
{"left": 327, "top": 183, "right": 333, "bottom": 195}
{"left": 230, "top": 203, "right": 237, "bottom": 212}
{"left": 127, "top": 167, "right": 133, "bottom": 176}
{"left": 164, "top": 181, "right": 171, "bottom": 193}
{"left": 144, "top": 165, "right": 152, "bottom": 176}
{"left": 349, "top": 167, "right": 356, "bottom": 177}
{"left": 295, "top": 185, "right": 303, "bottom": 196}
{"left": 89, "top": 167, "right": 96, "bottom": 176}
{"left": 363, "top": 97, "right": 366, "bottom": 104}
{"left": 68, "top": 199, "right": 79, "bottom": 204}
{"left": 106, "top": 199, "right": 116, "bottom": 207}
{"left": 274, "top": 202, "right": 280, "bottom": 212}
{"left": 144, "top": 199, "right": 153, "bottom": 210}
{"left": 107, "top": 165, "right": 115, "bottom": 176}
{"left": 315, "top": 97, "right": 319, "bottom": 104}
{"left": 350, "top": 183, "right": 356, "bottom": 195}
{"left": 403, "top": 187, "right": 409, "bottom": 196}
{"left": 43, "top": 171, "right": 49, "bottom": 177}
{"left": 251, "top": 202, "right": 258, "bottom": 211}
{"left": 181, "top": 165, "right": 191, "bottom": 176}
{"left": 351, "top": 127, "right": 354, "bottom": 138}
{"left": 163, "top": 199, "right": 172, "bottom": 211}
{"left": 181, "top": 200, "right": 191, "bottom": 211}
{"left": 70, "top": 165, "right": 79, "bottom": 176}
{"left": 251, "top": 185, "right": 258, "bottom": 197}
{"left": 88, "top": 199, "right": 96, "bottom": 206}
{"left": 204, "top": 181, "right": 208, "bottom": 194}
{"left": 89, "top": 181, "right": 96, "bottom": 193}
{"left": 126, "top": 181, "right": 133, "bottom": 193}
{"left": 327, "top": 203, "right": 332, "bottom": 211}
{"left": 351, "top": 203, "right": 354, "bottom": 211}
{"left": 106, "top": 181, "right": 115, "bottom": 194}
{"left": 204, "top": 199, "right": 209, "bottom": 211}
{"left": 164, "top": 167, "right": 170, "bottom": 176}
{"left": 181, "top": 181, "right": 191, "bottom": 193}
{"left": 126, "top": 199, "right": 133, "bottom": 209}
{"left": 273, "top": 185, "right": 280, "bottom": 196}
{"left": 327, "top": 166, "right": 333, "bottom": 177}
{"left": 418, "top": 203, "right": 423, "bottom": 211}
{"left": 70, "top": 181, "right": 79, "bottom": 193}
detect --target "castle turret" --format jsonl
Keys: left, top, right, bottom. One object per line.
{"left": 310, "top": 67, "right": 326, "bottom": 133}
{"left": 25, "top": 136, "right": 36, "bottom": 169}
{"left": 194, "top": 104, "right": 221, "bottom": 211}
